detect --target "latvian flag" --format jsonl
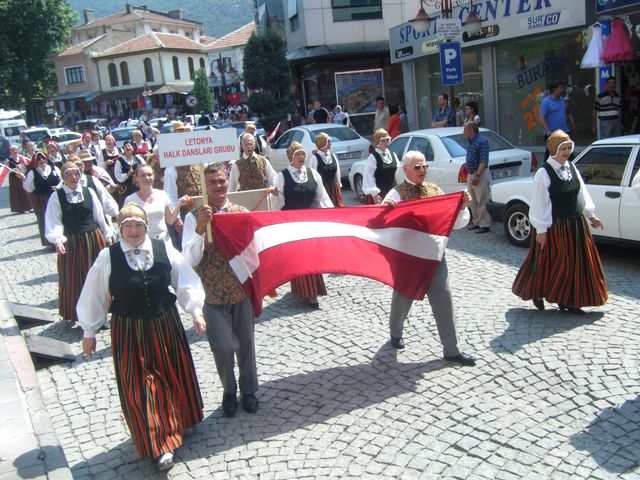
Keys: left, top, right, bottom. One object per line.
{"left": 212, "top": 192, "right": 463, "bottom": 316}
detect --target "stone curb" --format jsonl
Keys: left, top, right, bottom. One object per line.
{"left": 0, "top": 285, "right": 72, "bottom": 480}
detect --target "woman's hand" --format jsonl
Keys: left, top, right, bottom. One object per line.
{"left": 192, "top": 314, "right": 206, "bottom": 337}
{"left": 535, "top": 232, "right": 546, "bottom": 250}
{"left": 105, "top": 159, "right": 114, "bottom": 166}
{"left": 590, "top": 216, "right": 604, "bottom": 229}
{"left": 55, "top": 241, "right": 66, "bottom": 255}
{"left": 83, "top": 337, "right": 96, "bottom": 359}
{"left": 375, "top": 194, "right": 382, "bottom": 204}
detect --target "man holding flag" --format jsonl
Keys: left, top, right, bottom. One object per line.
{"left": 383, "top": 151, "right": 476, "bottom": 366}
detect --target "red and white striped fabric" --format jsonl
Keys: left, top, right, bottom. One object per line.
{"left": 211, "top": 193, "right": 463, "bottom": 315}
{"left": 0, "top": 161, "right": 9, "bottom": 187}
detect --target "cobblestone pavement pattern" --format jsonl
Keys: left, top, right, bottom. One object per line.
{"left": 1, "top": 184, "right": 639, "bottom": 479}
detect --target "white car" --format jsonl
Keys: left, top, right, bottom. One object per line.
{"left": 268, "top": 124, "right": 371, "bottom": 178}
{"left": 489, "top": 135, "right": 640, "bottom": 247}
{"left": 37, "top": 130, "right": 83, "bottom": 152}
{"left": 348, "top": 127, "right": 534, "bottom": 200}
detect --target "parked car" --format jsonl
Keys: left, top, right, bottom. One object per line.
{"left": 74, "top": 118, "right": 107, "bottom": 134}
{"left": 269, "top": 123, "right": 370, "bottom": 177}
{"left": 23, "top": 127, "right": 51, "bottom": 145}
{"left": 489, "top": 134, "right": 640, "bottom": 247}
{"left": 110, "top": 126, "right": 138, "bottom": 148}
{"left": 118, "top": 119, "right": 140, "bottom": 128}
{"left": 37, "top": 130, "right": 82, "bottom": 152}
{"left": 348, "top": 126, "right": 535, "bottom": 200}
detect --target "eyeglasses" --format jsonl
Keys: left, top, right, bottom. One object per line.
{"left": 413, "top": 164, "right": 428, "bottom": 170}
{"left": 380, "top": 137, "right": 392, "bottom": 142}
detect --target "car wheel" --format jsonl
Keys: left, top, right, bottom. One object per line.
{"left": 353, "top": 174, "right": 364, "bottom": 202}
{"left": 503, "top": 203, "right": 531, "bottom": 248}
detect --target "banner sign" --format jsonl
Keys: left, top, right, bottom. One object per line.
{"left": 157, "top": 128, "right": 238, "bottom": 168}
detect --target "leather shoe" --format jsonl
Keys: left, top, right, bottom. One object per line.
{"left": 444, "top": 352, "right": 476, "bottom": 366}
{"left": 467, "top": 224, "right": 479, "bottom": 230}
{"left": 222, "top": 392, "right": 238, "bottom": 417}
{"left": 390, "top": 337, "right": 405, "bottom": 349}
{"left": 475, "top": 227, "right": 490, "bottom": 234}
{"left": 558, "top": 304, "right": 585, "bottom": 315}
{"left": 157, "top": 452, "right": 174, "bottom": 471}
{"left": 532, "top": 298, "right": 545, "bottom": 310}
{"left": 308, "top": 300, "right": 320, "bottom": 310}
{"left": 241, "top": 394, "right": 259, "bottom": 414}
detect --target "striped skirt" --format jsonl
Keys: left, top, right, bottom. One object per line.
{"left": 364, "top": 188, "right": 390, "bottom": 205}
{"left": 57, "top": 228, "right": 106, "bottom": 322}
{"left": 32, "top": 193, "right": 52, "bottom": 246}
{"left": 326, "top": 181, "right": 344, "bottom": 208}
{"left": 9, "top": 175, "right": 32, "bottom": 213}
{"left": 112, "top": 306, "right": 203, "bottom": 459}
{"left": 291, "top": 274, "right": 327, "bottom": 299}
{"left": 512, "top": 216, "right": 608, "bottom": 308}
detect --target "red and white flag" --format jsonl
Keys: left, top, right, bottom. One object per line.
{"left": 211, "top": 193, "right": 463, "bottom": 315}
{"left": 0, "top": 161, "right": 9, "bottom": 187}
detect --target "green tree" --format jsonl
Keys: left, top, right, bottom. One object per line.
{"left": 243, "top": 29, "right": 292, "bottom": 130}
{"left": 0, "top": 0, "right": 77, "bottom": 122}
{"left": 192, "top": 68, "right": 214, "bottom": 114}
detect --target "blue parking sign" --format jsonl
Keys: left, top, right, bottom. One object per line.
{"left": 439, "top": 42, "right": 463, "bottom": 86}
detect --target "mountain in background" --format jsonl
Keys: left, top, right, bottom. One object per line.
{"left": 69, "top": 0, "right": 255, "bottom": 39}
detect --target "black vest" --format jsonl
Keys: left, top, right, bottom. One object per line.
{"left": 57, "top": 187, "right": 98, "bottom": 235}
{"left": 543, "top": 162, "right": 581, "bottom": 220}
{"left": 33, "top": 164, "right": 60, "bottom": 195}
{"left": 84, "top": 174, "right": 97, "bottom": 193}
{"left": 282, "top": 168, "right": 317, "bottom": 210}
{"left": 109, "top": 239, "right": 176, "bottom": 318}
{"left": 314, "top": 153, "right": 338, "bottom": 186}
{"left": 118, "top": 155, "right": 142, "bottom": 174}
{"left": 372, "top": 151, "right": 397, "bottom": 192}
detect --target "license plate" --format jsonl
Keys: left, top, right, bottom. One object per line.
{"left": 492, "top": 166, "right": 519, "bottom": 180}
{"left": 337, "top": 151, "right": 362, "bottom": 160}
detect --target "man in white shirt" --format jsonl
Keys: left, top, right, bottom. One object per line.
{"left": 228, "top": 134, "right": 277, "bottom": 192}
{"left": 373, "top": 96, "right": 390, "bottom": 132}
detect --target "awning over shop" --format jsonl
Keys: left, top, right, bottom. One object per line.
{"left": 53, "top": 90, "right": 101, "bottom": 102}
{"left": 95, "top": 87, "right": 149, "bottom": 101}
{"left": 286, "top": 41, "right": 389, "bottom": 62}
{"left": 152, "top": 84, "right": 193, "bottom": 95}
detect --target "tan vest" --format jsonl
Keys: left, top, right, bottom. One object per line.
{"left": 236, "top": 154, "right": 269, "bottom": 190}
{"left": 196, "top": 202, "right": 248, "bottom": 305}
{"left": 395, "top": 181, "right": 441, "bottom": 201}
{"left": 176, "top": 165, "right": 202, "bottom": 208}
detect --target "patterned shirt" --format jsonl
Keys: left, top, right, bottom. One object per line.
{"left": 433, "top": 106, "right": 455, "bottom": 127}
{"left": 465, "top": 133, "right": 489, "bottom": 173}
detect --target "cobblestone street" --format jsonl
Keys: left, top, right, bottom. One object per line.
{"left": 1, "top": 184, "right": 639, "bottom": 479}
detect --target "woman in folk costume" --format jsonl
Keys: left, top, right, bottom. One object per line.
{"left": 512, "top": 130, "right": 607, "bottom": 314}
{"left": 46, "top": 141, "right": 66, "bottom": 168}
{"left": 362, "top": 128, "right": 399, "bottom": 204}
{"left": 77, "top": 203, "right": 206, "bottom": 472}
{"left": 274, "top": 141, "right": 333, "bottom": 308}
{"left": 23, "top": 151, "right": 62, "bottom": 246}
{"left": 44, "top": 161, "right": 113, "bottom": 322}
{"left": 114, "top": 141, "right": 145, "bottom": 208}
{"left": 308, "top": 132, "right": 344, "bottom": 207}
{"left": 6, "top": 144, "right": 32, "bottom": 213}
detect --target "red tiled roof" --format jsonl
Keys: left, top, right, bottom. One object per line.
{"left": 75, "top": 9, "right": 201, "bottom": 31}
{"left": 205, "top": 22, "right": 255, "bottom": 49}
{"left": 56, "top": 37, "right": 102, "bottom": 57}
{"left": 97, "top": 32, "right": 205, "bottom": 57}
{"left": 200, "top": 35, "right": 217, "bottom": 44}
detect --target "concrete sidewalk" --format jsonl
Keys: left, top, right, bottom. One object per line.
{"left": 0, "top": 285, "right": 71, "bottom": 480}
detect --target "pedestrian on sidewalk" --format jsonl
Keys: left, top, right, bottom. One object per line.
{"left": 77, "top": 202, "right": 206, "bottom": 472}
{"left": 464, "top": 122, "right": 491, "bottom": 233}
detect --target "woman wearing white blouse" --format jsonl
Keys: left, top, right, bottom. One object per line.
{"left": 308, "top": 132, "right": 343, "bottom": 207}
{"left": 77, "top": 203, "right": 206, "bottom": 472}
{"left": 114, "top": 141, "right": 145, "bottom": 207}
{"left": 24, "top": 152, "right": 62, "bottom": 246}
{"left": 362, "top": 128, "right": 399, "bottom": 204}
{"left": 273, "top": 141, "right": 333, "bottom": 308}
{"left": 512, "top": 130, "right": 607, "bottom": 314}
{"left": 125, "top": 165, "right": 186, "bottom": 244}
{"left": 44, "top": 161, "right": 114, "bottom": 323}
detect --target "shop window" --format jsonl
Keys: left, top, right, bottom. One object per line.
{"left": 331, "top": 0, "right": 382, "bottom": 22}
{"left": 172, "top": 56, "right": 180, "bottom": 80}
{"left": 188, "top": 57, "right": 195, "bottom": 80}
{"left": 574, "top": 146, "right": 632, "bottom": 186}
{"left": 108, "top": 63, "right": 118, "bottom": 87}
{"left": 65, "top": 66, "right": 85, "bottom": 85}
{"left": 144, "top": 58, "right": 154, "bottom": 82}
{"left": 120, "top": 61, "right": 130, "bottom": 85}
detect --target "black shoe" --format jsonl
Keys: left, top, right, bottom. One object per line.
{"left": 308, "top": 300, "right": 320, "bottom": 310}
{"left": 157, "top": 452, "right": 174, "bottom": 471}
{"left": 475, "top": 227, "right": 490, "bottom": 234}
{"left": 241, "top": 394, "right": 259, "bottom": 414}
{"left": 468, "top": 224, "right": 479, "bottom": 230}
{"left": 99, "top": 320, "right": 111, "bottom": 330}
{"left": 390, "top": 337, "right": 405, "bottom": 349}
{"left": 532, "top": 298, "right": 545, "bottom": 311}
{"left": 222, "top": 392, "right": 238, "bottom": 417}
{"left": 444, "top": 352, "right": 476, "bottom": 366}
{"left": 558, "top": 304, "right": 585, "bottom": 315}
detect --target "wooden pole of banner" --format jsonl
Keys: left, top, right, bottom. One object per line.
{"left": 199, "top": 164, "right": 212, "bottom": 242}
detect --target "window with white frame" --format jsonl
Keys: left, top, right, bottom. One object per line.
{"left": 65, "top": 66, "right": 85, "bottom": 85}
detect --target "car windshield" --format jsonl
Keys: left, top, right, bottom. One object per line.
{"left": 442, "top": 131, "right": 515, "bottom": 157}
{"left": 309, "top": 127, "right": 359, "bottom": 142}
{"left": 112, "top": 129, "right": 134, "bottom": 141}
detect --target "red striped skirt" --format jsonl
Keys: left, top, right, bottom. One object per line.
{"left": 31, "top": 193, "right": 51, "bottom": 246}
{"left": 364, "top": 188, "right": 390, "bottom": 205}
{"left": 9, "top": 175, "right": 32, "bottom": 213}
{"left": 112, "top": 306, "right": 203, "bottom": 459}
{"left": 57, "top": 228, "right": 106, "bottom": 322}
{"left": 326, "top": 182, "right": 344, "bottom": 208}
{"left": 291, "top": 274, "right": 327, "bottom": 299}
{"left": 512, "top": 216, "right": 608, "bottom": 308}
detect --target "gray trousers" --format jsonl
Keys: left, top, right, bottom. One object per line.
{"left": 467, "top": 169, "right": 491, "bottom": 228}
{"left": 389, "top": 258, "right": 460, "bottom": 357}
{"left": 203, "top": 299, "right": 258, "bottom": 396}
{"left": 598, "top": 119, "right": 621, "bottom": 139}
